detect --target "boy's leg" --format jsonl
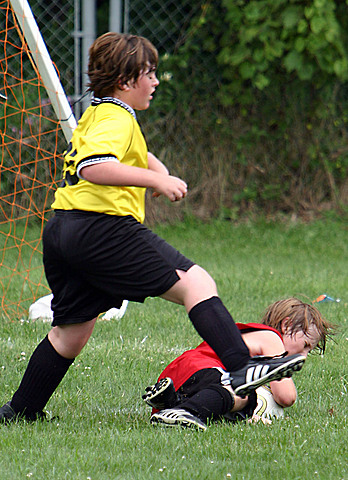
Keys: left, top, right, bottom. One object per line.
{"left": 10, "top": 335, "right": 74, "bottom": 419}
{"left": 48, "top": 318, "right": 97, "bottom": 359}
{"left": 150, "top": 369, "right": 258, "bottom": 429}
{"left": 150, "top": 370, "right": 237, "bottom": 429}
{"left": 177, "top": 385, "right": 234, "bottom": 423}
{"left": 161, "top": 265, "right": 306, "bottom": 395}
{"left": 188, "top": 296, "right": 250, "bottom": 371}
{"left": 1, "top": 319, "right": 96, "bottom": 422}
{"left": 161, "top": 265, "right": 250, "bottom": 371}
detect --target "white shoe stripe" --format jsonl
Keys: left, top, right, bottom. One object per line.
{"left": 246, "top": 364, "right": 271, "bottom": 383}
{"left": 260, "top": 365, "right": 269, "bottom": 378}
{"left": 254, "top": 364, "right": 263, "bottom": 380}
{"left": 246, "top": 367, "right": 254, "bottom": 383}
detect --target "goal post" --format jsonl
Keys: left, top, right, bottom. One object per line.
{"left": 1, "top": 0, "right": 128, "bottom": 321}
{"left": 1, "top": 0, "right": 77, "bottom": 319}
{"left": 9, "top": 0, "right": 77, "bottom": 143}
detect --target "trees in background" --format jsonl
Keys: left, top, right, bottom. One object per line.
{"left": 141, "top": 0, "right": 348, "bottom": 219}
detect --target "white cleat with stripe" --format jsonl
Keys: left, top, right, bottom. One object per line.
{"left": 150, "top": 408, "right": 207, "bottom": 431}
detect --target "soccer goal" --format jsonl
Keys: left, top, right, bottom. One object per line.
{"left": 0, "top": 0, "right": 76, "bottom": 319}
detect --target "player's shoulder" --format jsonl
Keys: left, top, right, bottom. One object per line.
{"left": 257, "top": 329, "right": 285, "bottom": 356}
{"left": 241, "top": 328, "right": 284, "bottom": 357}
{"left": 87, "top": 103, "right": 134, "bottom": 141}
{"left": 94, "top": 102, "right": 133, "bottom": 122}
{"left": 237, "top": 322, "right": 282, "bottom": 338}
{"left": 243, "top": 328, "right": 281, "bottom": 341}
{"left": 94, "top": 100, "right": 133, "bottom": 115}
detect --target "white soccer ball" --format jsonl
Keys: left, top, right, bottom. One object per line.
{"left": 254, "top": 385, "right": 284, "bottom": 419}
{"left": 28, "top": 294, "right": 128, "bottom": 322}
{"left": 100, "top": 301, "right": 129, "bottom": 320}
{"left": 28, "top": 294, "right": 54, "bottom": 322}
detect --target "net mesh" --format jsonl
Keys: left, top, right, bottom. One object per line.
{"left": 0, "top": 0, "right": 67, "bottom": 319}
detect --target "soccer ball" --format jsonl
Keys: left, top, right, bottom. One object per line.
{"left": 28, "top": 294, "right": 128, "bottom": 322}
{"left": 254, "top": 385, "right": 284, "bottom": 419}
{"left": 28, "top": 294, "right": 54, "bottom": 322}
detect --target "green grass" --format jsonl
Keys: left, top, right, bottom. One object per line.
{"left": 0, "top": 216, "right": 347, "bottom": 479}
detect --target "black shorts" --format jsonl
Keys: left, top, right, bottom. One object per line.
{"left": 178, "top": 368, "right": 257, "bottom": 420}
{"left": 43, "top": 210, "right": 194, "bottom": 326}
{"left": 178, "top": 368, "right": 231, "bottom": 398}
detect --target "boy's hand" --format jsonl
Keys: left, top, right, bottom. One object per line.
{"left": 152, "top": 174, "right": 187, "bottom": 202}
{"left": 249, "top": 415, "right": 272, "bottom": 425}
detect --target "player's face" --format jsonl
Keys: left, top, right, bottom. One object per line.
{"left": 127, "top": 66, "right": 159, "bottom": 110}
{"left": 282, "top": 325, "right": 319, "bottom": 357}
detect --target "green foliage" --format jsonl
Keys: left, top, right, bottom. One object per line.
{"left": 141, "top": 0, "right": 348, "bottom": 219}
{"left": 154, "top": 0, "right": 348, "bottom": 108}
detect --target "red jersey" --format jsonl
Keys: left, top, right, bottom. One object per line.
{"left": 158, "top": 323, "right": 283, "bottom": 389}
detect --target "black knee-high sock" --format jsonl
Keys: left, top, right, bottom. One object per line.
{"left": 188, "top": 296, "right": 250, "bottom": 371}
{"left": 179, "top": 386, "right": 234, "bottom": 422}
{"left": 11, "top": 335, "right": 74, "bottom": 414}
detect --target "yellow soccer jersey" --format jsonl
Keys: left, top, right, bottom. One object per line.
{"left": 52, "top": 98, "right": 148, "bottom": 223}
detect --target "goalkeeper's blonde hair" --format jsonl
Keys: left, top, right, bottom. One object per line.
{"left": 261, "top": 297, "right": 335, "bottom": 354}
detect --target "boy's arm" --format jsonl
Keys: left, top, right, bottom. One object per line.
{"left": 80, "top": 161, "right": 187, "bottom": 202}
{"left": 261, "top": 335, "right": 298, "bottom": 407}
{"left": 243, "top": 330, "right": 298, "bottom": 407}
{"left": 147, "top": 152, "right": 169, "bottom": 175}
{"left": 147, "top": 152, "right": 171, "bottom": 198}
{"left": 269, "top": 378, "right": 297, "bottom": 407}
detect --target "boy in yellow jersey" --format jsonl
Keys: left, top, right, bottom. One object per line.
{"left": 0, "top": 33, "right": 305, "bottom": 423}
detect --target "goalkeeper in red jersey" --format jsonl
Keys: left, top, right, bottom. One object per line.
{"left": 143, "top": 298, "right": 334, "bottom": 430}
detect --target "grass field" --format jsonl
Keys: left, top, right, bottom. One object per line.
{"left": 0, "top": 215, "right": 347, "bottom": 479}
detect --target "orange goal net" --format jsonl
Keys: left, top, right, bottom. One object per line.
{"left": 0, "top": 0, "right": 75, "bottom": 319}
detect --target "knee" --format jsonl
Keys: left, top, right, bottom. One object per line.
{"left": 182, "top": 266, "right": 218, "bottom": 309}
{"left": 181, "top": 265, "right": 217, "bottom": 291}
{"left": 48, "top": 329, "right": 83, "bottom": 358}
{"left": 161, "top": 265, "right": 218, "bottom": 311}
{"left": 48, "top": 319, "right": 96, "bottom": 359}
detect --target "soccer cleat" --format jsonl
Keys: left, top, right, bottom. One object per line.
{"left": 0, "top": 402, "right": 17, "bottom": 424}
{"left": 150, "top": 408, "right": 207, "bottom": 431}
{"left": 0, "top": 401, "right": 47, "bottom": 424}
{"left": 142, "top": 377, "right": 179, "bottom": 410}
{"left": 230, "top": 353, "right": 306, "bottom": 398}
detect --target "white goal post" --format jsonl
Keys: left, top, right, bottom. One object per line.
{"left": 5, "top": 0, "right": 129, "bottom": 320}
{"left": 9, "top": 0, "right": 77, "bottom": 143}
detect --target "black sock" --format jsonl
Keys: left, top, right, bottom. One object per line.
{"left": 11, "top": 335, "right": 74, "bottom": 415}
{"left": 179, "top": 386, "right": 234, "bottom": 422}
{"left": 188, "top": 296, "right": 250, "bottom": 371}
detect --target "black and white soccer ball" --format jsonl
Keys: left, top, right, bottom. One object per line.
{"left": 254, "top": 385, "right": 284, "bottom": 419}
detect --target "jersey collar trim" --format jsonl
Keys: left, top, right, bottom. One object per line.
{"left": 91, "top": 96, "right": 137, "bottom": 119}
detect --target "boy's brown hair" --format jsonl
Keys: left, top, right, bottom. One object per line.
{"left": 261, "top": 297, "right": 335, "bottom": 354}
{"left": 87, "top": 32, "right": 158, "bottom": 98}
